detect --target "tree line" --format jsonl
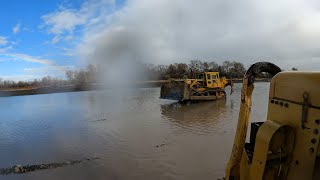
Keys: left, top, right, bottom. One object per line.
{"left": 0, "top": 65, "right": 98, "bottom": 90}
{"left": 0, "top": 77, "right": 69, "bottom": 89}
{"left": 0, "top": 60, "right": 281, "bottom": 89}
{"left": 143, "top": 60, "right": 246, "bottom": 80}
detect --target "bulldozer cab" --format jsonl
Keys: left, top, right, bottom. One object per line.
{"left": 195, "top": 72, "right": 221, "bottom": 88}
{"left": 195, "top": 73, "right": 205, "bottom": 80}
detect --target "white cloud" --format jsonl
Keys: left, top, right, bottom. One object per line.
{"left": 41, "top": 0, "right": 115, "bottom": 43}
{"left": 0, "top": 46, "right": 12, "bottom": 53}
{"left": 0, "top": 69, "right": 75, "bottom": 81}
{"left": 24, "top": 65, "right": 76, "bottom": 76}
{"left": 42, "top": 8, "right": 87, "bottom": 35}
{"left": 0, "top": 36, "right": 14, "bottom": 54}
{"left": 0, "top": 36, "right": 8, "bottom": 46}
{"left": 0, "top": 54, "right": 72, "bottom": 81}
{"left": 12, "top": 23, "right": 21, "bottom": 34}
{"left": 42, "top": 0, "right": 320, "bottom": 71}
{"left": 0, "top": 75, "right": 42, "bottom": 81}
{"left": 64, "top": 35, "right": 73, "bottom": 41}
{"left": 59, "top": 47, "right": 76, "bottom": 57}
{"left": 1, "top": 53, "right": 54, "bottom": 65}
{"left": 51, "top": 35, "right": 60, "bottom": 44}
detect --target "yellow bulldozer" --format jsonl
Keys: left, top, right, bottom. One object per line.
{"left": 160, "top": 72, "right": 233, "bottom": 101}
{"left": 225, "top": 62, "right": 320, "bottom": 180}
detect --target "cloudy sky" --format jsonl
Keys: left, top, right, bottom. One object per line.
{"left": 1, "top": 0, "right": 320, "bottom": 81}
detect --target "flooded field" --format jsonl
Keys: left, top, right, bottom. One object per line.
{"left": 0, "top": 83, "right": 269, "bottom": 180}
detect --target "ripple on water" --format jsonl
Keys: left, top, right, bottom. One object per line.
{"left": 0, "top": 84, "right": 269, "bottom": 180}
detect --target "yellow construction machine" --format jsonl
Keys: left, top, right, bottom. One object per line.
{"left": 160, "top": 72, "right": 233, "bottom": 101}
{"left": 225, "top": 62, "right": 320, "bottom": 180}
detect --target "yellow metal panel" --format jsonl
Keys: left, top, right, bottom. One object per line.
{"left": 249, "top": 120, "right": 281, "bottom": 179}
{"left": 249, "top": 120, "right": 295, "bottom": 179}
{"left": 270, "top": 72, "right": 320, "bottom": 107}
{"left": 268, "top": 102, "right": 320, "bottom": 180}
{"left": 267, "top": 72, "right": 320, "bottom": 180}
{"left": 240, "top": 150, "right": 250, "bottom": 180}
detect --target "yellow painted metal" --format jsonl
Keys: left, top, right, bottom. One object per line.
{"left": 192, "top": 71, "right": 232, "bottom": 90}
{"left": 196, "top": 88, "right": 206, "bottom": 92}
{"left": 249, "top": 121, "right": 295, "bottom": 179}
{"left": 225, "top": 71, "right": 320, "bottom": 180}
{"left": 225, "top": 77, "right": 254, "bottom": 179}
{"left": 160, "top": 71, "right": 233, "bottom": 101}
{"left": 239, "top": 149, "right": 250, "bottom": 180}
{"left": 268, "top": 72, "right": 320, "bottom": 180}
{"left": 190, "top": 95, "right": 218, "bottom": 101}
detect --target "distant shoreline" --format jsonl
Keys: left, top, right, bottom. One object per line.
{"left": 0, "top": 85, "right": 95, "bottom": 97}
{"left": 0, "top": 78, "right": 270, "bottom": 97}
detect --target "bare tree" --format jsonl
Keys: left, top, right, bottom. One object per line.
{"left": 202, "top": 62, "right": 210, "bottom": 71}
{"left": 222, "top": 61, "right": 232, "bottom": 75}
{"left": 209, "top": 62, "right": 219, "bottom": 71}
{"left": 189, "top": 60, "right": 203, "bottom": 72}
{"left": 65, "top": 70, "right": 75, "bottom": 82}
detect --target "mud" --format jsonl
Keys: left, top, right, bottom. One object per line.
{"left": 0, "top": 157, "right": 99, "bottom": 176}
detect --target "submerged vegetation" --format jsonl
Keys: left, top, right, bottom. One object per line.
{"left": 0, "top": 157, "right": 99, "bottom": 175}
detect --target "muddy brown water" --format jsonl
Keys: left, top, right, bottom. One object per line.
{"left": 0, "top": 83, "right": 269, "bottom": 180}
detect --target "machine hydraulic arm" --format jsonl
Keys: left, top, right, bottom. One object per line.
{"left": 225, "top": 62, "right": 282, "bottom": 179}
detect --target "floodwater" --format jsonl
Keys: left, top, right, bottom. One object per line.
{"left": 0, "top": 83, "right": 269, "bottom": 180}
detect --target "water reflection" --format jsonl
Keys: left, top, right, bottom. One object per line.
{"left": 230, "top": 99, "right": 234, "bottom": 110}
{"left": 0, "top": 84, "right": 270, "bottom": 180}
{"left": 160, "top": 100, "right": 229, "bottom": 135}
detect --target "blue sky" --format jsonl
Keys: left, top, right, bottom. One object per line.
{"left": 0, "top": 0, "right": 125, "bottom": 81}
{"left": 1, "top": 0, "right": 320, "bottom": 81}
